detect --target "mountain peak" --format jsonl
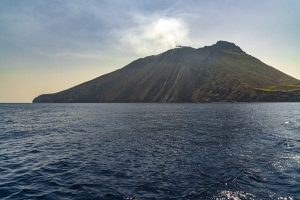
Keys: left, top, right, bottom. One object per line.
{"left": 213, "top": 40, "right": 242, "bottom": 51}
{"left": 33, "top": 41, "right": 300, "bottom": 103}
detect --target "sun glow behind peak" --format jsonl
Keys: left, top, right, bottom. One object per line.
{"left": 121, "top": 17, "right": 189, "bottom": 55}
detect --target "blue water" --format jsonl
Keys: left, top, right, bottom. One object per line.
{"left": 0, "top": 103, "right": 300, "bottom": 200}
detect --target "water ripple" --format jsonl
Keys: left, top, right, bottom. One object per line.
{"left": 0, "top": 103, "right": 300, "bottom": 199}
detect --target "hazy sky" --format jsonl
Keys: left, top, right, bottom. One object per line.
{"left": 0, "top": 0, "right": 299, "bottom": 102}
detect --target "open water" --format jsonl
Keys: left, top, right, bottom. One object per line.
{"left": 0, "top": 103, "right": 299, "bottom": 199}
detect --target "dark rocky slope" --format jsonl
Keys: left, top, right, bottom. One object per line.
{"left": 33, "top": 41, "right": 300, "bottom": 102}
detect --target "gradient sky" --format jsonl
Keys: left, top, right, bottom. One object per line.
{"left": 0, "top": 0, "right": 299, "bottom": 102}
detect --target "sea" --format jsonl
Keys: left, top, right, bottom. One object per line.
{"left": 0, "top": 103, "right": 299, "bottom": 200}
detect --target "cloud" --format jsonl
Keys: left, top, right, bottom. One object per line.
{"left": 121, "top": 17, "right": 190, "bottom": 55}
{"left": 1, "top": 0, "right": 300, "bottom": 102}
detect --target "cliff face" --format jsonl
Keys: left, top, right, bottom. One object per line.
{"left": 33, "top": 41, "right": 300, "bottom": 103}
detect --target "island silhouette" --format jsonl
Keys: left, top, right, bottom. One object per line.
{"left": 33, "top": 41, "right": 300, "bottom": 103}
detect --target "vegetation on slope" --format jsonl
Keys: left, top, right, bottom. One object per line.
{"left": 33, "top": 41, "right": 300, "bottom": 103}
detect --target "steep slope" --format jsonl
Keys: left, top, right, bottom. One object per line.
{"left": 33, "top": 41, "right": 300, "bottom": 103}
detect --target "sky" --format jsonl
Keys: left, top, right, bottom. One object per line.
{"left": 0, "top": 0, "right": 299, "bottom": 102}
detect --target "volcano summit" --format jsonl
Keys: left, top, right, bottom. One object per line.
{"left": 33, "top": 41, "right": 300, "bottom": 103}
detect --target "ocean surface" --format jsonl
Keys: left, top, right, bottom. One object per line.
{"left": 0, "top": 103, "right": 300, "bottom": 200}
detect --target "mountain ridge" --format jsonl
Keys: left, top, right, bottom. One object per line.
{"left": 33, "top": 41, "right": 300, "bottom": 103}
